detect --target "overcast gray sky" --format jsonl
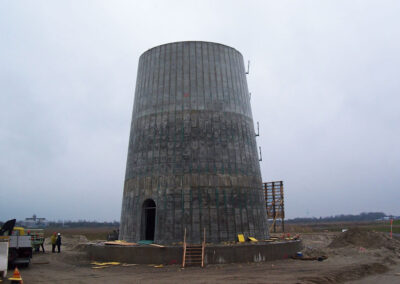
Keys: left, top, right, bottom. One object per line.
{"left": 1, "top": 1, "right": 399, "bottom": 222}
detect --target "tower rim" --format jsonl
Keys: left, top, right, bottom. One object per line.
{"left": 140, "top": 41, "right": 243, "bottom": 59}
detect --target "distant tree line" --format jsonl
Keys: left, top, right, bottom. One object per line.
{"left": 46, "top": 220, "right": 120, "bottom": 228}
{"left": 0, "top": 212, "right": 390, "bottom": 228}
{"left": 286, "top": 212, "right": 386, "bottom": 223}
{"left": 0, "top": 220, "right": 120, "bottom": 228}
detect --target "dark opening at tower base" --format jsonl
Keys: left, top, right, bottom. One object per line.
{"left": 142, "top": 199, "right": 156, "bottom": 241}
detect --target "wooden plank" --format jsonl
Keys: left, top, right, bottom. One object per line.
{"left": 182, "top": 228, "right": 186, "bottom": 268}
{"left": 104, "top": 241, "right": 137, "bottom": 246}
{"left": 149, "top": 244, "right": 165, "bottom": 248}
{"left": 201, "top": 228, "right": 205, "bottom": 268}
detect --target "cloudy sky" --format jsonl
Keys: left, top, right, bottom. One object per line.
{"left": 1, "top": 1, "right": 399, "bottom": 222}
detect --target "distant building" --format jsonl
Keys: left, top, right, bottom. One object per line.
{"left": 377, "top": 216, "right": 399, "bottom": 221}
{"left": 21, "top": 214, "right": 48, "bottom": 228}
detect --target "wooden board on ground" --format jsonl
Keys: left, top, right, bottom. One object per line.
{"left": 104, "top": 241, "right": 137, "bottom": 246}
{"left": 149, "top": 244, "right": 165, "bottom": 248}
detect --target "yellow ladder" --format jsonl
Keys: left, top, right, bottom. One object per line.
{"left": 182, "top": 228, "right": 205, "bottom": 268}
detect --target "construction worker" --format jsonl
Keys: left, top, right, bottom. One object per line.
{"left": 51, "top": 232, "right": 57, "bottom": 253}
{"left": 41, "top": 236, "right": 46, "bottom": 252}
{"left": 56, "top": 233, "right": 62, "bottom": 253}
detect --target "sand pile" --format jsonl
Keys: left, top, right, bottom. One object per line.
{"left": 329, "top": 228, "right": 400, "bottom": 249}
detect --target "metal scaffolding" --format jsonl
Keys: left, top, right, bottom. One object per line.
{"left": 264, "top": 181, "right": 285, "bottom": 233}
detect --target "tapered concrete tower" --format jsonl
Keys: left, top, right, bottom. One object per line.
{"left": 120, "top": 41, "right": 268, "bottom": 244}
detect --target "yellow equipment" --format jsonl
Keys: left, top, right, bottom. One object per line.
{"left": 11, "top": 227, "right": 25, "bottom": 236}
{"left": 237, "top": 234, "right": 245, "bottom": 243}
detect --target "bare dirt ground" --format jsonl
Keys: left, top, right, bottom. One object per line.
{"left": 9, "top": 229, "right": 400, "bottom": 284}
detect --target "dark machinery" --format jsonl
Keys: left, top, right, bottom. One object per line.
{"left": 0, "top": 219, "right": 32, "bottom": 267}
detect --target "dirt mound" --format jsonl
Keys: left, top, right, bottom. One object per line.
{"left": 300, "top": 262, "right": 389, "bottom": 284}
{"left": 63, "top": 235, "right": 88, "bottom": 246}
{"left": 328, "top": 228, "right": 400, "bottom": 249}
{"left": 301, "top": 233, "right": 336, "bottom": 250}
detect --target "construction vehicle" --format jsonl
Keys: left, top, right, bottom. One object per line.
{"left": 0, "top": 219, "right": 33, "bottom": 267}
{"left": 28, "top": 229, "right": 45, "bottom": 252}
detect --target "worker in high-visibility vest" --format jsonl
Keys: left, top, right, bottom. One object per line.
{"left": 51, "top": 232, "right": 57, "bottom": 253}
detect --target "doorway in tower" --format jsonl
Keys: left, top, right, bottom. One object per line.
{"left": 141, "top": 199, "right": 156, "bottom": 241}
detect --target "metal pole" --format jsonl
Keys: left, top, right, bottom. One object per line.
{"left": 390, "top": 219, "right": 393, "bottom": 239}
{"left": 272, "top": 183, "right": 276, "bottom": 233}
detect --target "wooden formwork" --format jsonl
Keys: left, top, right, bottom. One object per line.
{"left": 264, "top": 181, "right": 285, "bottom": 233}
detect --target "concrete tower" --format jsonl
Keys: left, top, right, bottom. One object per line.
{"left": 120, "top": 41, "right": 269, "bottom": 244}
